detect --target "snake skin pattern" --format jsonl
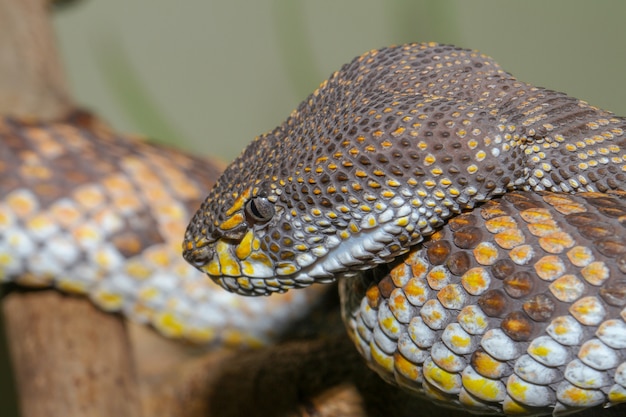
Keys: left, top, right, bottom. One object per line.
{"left": 0, "top": 112, "right": 323, "bottom": 347}
{"left": 183, "top": 43, "right": 626, "bottom": 415}
{"left": 341, "top": 191, "right": 626, "bottom": 415}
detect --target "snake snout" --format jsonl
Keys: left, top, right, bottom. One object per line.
{"left": 182, "top": 237, "right": 216, "bottom": 269}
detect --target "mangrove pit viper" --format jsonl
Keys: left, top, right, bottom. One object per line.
{"left": 183, "top": 43, "right": 626, "bottom": 415}
{"left": 0, "top": 111, "right": 325, "bottom": 347}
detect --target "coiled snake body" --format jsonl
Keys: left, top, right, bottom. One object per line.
{"left": 183, "top": 43, "right": 626, "bottom": 415}
{"left": 0, "top": 112, "right": 322, "bottom": 347}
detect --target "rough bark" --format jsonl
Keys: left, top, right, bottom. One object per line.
{"left": 0, "top": 1, "right": 141, "bottom": 416}
{"left": 0, "top": 0, "right": 73, "bottom": 118}
{"left": 3, "top": 292, "right": 142, "bottom": 417}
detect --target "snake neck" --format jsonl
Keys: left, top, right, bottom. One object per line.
{"left": 499, "top": 90, "right": 626, "bottom": 194}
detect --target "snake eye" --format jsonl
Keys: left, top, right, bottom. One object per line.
{"left": 245, "top": 196, "right": 274, "bottom": 224}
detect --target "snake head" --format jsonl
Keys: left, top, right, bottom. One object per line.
{"left": 183, "top": 43, "right": 537, "bottom": 296}
{"left": 182, "top": 122, "right": 427, "bottom": 296}
{"left": 181, "top": 105, "right": 472, "bottom": 298}
{"left": 182, "top": 131, "right": 338, "bottom": 296}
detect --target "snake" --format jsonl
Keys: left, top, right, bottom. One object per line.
{"left": 0, "top": 111, "right": 326, "bottom": 347}
{"left": 183, "top": 43, "right": 626, "bottom": 415}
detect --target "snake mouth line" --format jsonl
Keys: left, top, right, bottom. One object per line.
{"left": 205, "top": 209, "right": 429, "bottom": 296}
{"left": 197, "top": 171, "right": 534, "bottom": 298}
{"left": 200, "top": 188, "right": 520, "bottom": 297}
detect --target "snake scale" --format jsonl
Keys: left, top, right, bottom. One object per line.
{"left": 183, "top": 43, "right": 626, "bottom": 415}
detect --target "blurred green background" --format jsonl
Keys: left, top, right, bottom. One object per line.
{"left": 53, "top": 0, "right": 626, "bottom": 163}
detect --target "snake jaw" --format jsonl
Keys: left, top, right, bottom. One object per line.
{"left": 187, "top": 187, "right": 501, "bottom": 296}
{"left": 197, "top": 206, "right": 433, "bottom": 296}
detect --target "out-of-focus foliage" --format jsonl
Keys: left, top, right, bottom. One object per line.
{"left": 53, "top": 1, "right": 626, "bottom": 161}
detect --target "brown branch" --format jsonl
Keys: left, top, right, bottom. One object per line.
{"left": 205, "top": 334, "right": 464, "bottom": 417}
{"left": 3, "top": 292, "right": 142, "bottom": 417}
{"left": 0, "top": 1, "right": 141, "bottom": 416}
{"left": 0, "top": 0, "right": 73, "bottom": 118}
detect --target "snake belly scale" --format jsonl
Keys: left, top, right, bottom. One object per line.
{"left": 183, "top": 42, "right": 626, "bottom": 415}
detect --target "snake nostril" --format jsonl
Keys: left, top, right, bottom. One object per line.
{"left": 193, "top": 247, "right": 214, "bottom": 267}
{"left": 182, "top": 238, "right": 215, "bottom": 268}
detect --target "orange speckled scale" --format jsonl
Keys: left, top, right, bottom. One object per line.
{"left": 342, "top": 191, "right": 626, "bottom": 415}
{"left": 0, "top": 113, "right": 326, "bottom": 346}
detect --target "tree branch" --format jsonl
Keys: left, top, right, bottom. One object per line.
{"left": 0, "top": 1, "right": 141, "bottom": 416}
{"left": 0, "top": 0, "right": 73, "bottom": 118}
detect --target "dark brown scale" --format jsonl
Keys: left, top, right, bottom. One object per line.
{"left": 452, "top": 226, "right": 483, "bottom": 249}
{"left": 491, "top": 259, "right": 516, "bottom": 280}
{"left": 478, "top": 289, "right": 508, "bottom": 317}
{"left": 501, "top": 311, "right": 534, "bottom": 342}
{"left": 585, "top": 195, "right": 625, "bottom": 209}
{"left": 600, "top": 280, "right": 626, "bottom": 307}
{"left": 412, "top": 167, "right": 425, "bottom": 176}
{"left": 447, "top": 252, "right": 471, "bottom": 276}
{"left": 112, "top": 232, "right": 148, "bottom": 258}
{"left": 335, "top": 172, "right": 349, "bottom": 182}
{"left": 522, "top": 293, "right": 556, "bottom": 322}
{"left": 269, "top": 243, "right": 280, "bottom": 253}
{"left": 448, "top": 213, "right": 477, "bottom": 231}
{"left": 504, "top": 193, "right": 542, "bottom": 211}
{"left": 484, "top": 181, "right": 497, "bottom": 191}
{"left": 280, "top": 251, "right": 295, "bottom": 260}
{"left": 597, "top": 205, "right": 626, "bottom": 218}
{"left": 479, "top": 200, "right": 511, "bottom": 220}
{"left": 596, "top": 237, "right": 626, "bottom": 258}
{"left": 390, "top": 166, "right": 403, "bottom": 176}
{"left": 377, "top": 275, "right": 396, "bottom": 298}
{"left": 618, "top": 254, "right": 626, "bottom": 274}
{"left": 426, "top": 240, "right": 451, "bottom": 265}
{"left": 577, "top": 222, "right": 615, "bottom": 240}
{"left": 503, "top": 271, "right": 534, "bottom": 298}
{"left": 565, "top": 212, "right": 602, "bottom": 228}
